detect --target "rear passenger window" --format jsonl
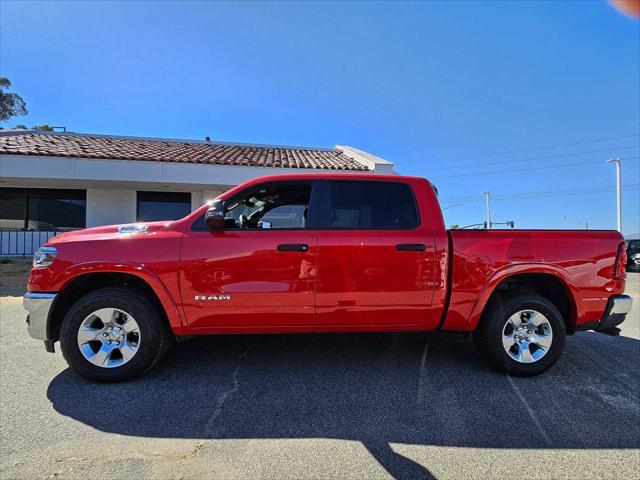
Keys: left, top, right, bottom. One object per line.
{"left": 320, "top": 181, "right": 419, "bottom": 229}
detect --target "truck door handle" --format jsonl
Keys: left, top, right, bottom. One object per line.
{"left": 277, "top": 243, "right": 309, "bottom": 252}
{"left": 396, "top": 243, "right": 426, "bottom": 252}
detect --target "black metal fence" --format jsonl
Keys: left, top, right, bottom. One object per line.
{"left": 0, "top": 229, "right": 61, "bottom": 257}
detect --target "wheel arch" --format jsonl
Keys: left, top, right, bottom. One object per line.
{"left": 468, "top": 266, "right": 579, "bottom": 334}
{"left": 48, "top": 264, "right": 185, "bottom": 342}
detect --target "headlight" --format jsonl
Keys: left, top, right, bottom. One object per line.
{"left": 33, "top": 246, "right": 58, "bottom": 268}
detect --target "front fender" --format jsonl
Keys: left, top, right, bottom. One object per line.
{"left": 53, "top": 261, "right": 187, "bottom": 334}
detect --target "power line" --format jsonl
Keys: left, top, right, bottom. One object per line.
{"left": 441, "top": 183, "right": 640, "bottom": 204}
{"left": 395, "top": 134, "right": 640, "bottom": 165}
{"left": 429, "top": 156, "right": 639, "bottom": 179}
{"left": 402, "top": 145, "right": 639, "bottom": 172}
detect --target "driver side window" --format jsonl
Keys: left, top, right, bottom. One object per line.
{"left": 223, "top": 182, "right": 312, "bottom": 230}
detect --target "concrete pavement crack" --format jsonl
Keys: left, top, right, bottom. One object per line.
{"left": 203, "top": 339, "right": 251, "bottom": 438}
{"left": 507, "top": 375, "right": 552, "bottom": 446}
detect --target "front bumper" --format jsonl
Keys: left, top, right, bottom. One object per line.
{"left": 23, "top": 292, "right": 58, "bottom": 345}
{"left": 598, "top": 294, "right": 633, "bottom": 330}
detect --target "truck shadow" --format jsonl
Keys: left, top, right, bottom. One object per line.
{"left": 47, "top": 331, "right": 640, "bottom": 480}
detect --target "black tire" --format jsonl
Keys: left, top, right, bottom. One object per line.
{"left": 60, "top": 287, "right": 172, "bottom": 382}
{"left": 473, "top": 294, "right": 566, "bottom": 376}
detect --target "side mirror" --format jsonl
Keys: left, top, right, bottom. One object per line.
{"left": 258, "top": 221, "right": 272, "bottom": 229}
{"left": 205, "top": 201, "right": 226, "bottom": 229}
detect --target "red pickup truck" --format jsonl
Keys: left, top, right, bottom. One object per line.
{"left": 24, "top": 174, "right": 632, "bottom": 381}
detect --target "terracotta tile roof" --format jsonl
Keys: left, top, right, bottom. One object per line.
{"left": 0, "top": 132, "right": 369, "bottom": 171}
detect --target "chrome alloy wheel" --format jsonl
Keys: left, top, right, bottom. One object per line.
{"left": 502, "top": 309, "right": 553, "bottom": 364}
{"left": 77, "top": 308, "right": 141, "bottom": 368}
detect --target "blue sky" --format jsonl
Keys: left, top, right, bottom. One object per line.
{"left": 1, "top": 1, "right": 639, "bottom": 234}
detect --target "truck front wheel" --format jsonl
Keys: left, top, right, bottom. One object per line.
{"left": 60, "top": 287, "right": 172, "bottom": 382}
{"left": 473, "top": 294, "right": 566, "bottom": 376}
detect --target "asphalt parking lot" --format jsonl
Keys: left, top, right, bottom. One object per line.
{"left": 1, "top": 267, "right": 638, "bottom": 480}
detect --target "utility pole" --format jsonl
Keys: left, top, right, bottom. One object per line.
{"left": 482, "top": 191, "right": 491, "bottom": 229}
{"left": 607, "top": 158, "right": 622, "bottom": 232}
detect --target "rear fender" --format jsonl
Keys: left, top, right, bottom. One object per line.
{"left": 464, "top": 263, "right": 579, "bottom": 331}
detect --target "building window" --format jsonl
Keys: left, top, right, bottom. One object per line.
{"left": 28, "top": 189, "right": 87, "bottom": 230}
{"left": 0, "top": 187, "right": 86, "bottom": 230}
{"left": 137, "top": 191, "right": 191, "bottom": 222}
{"left": 0, "top": 188, "right": 27, "bottom": 229}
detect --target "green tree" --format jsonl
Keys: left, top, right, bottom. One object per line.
{"left": 31, "top": 124, "right": 53, "bottom": 131}
{"left": 0, "top": 77, "right": 28, "bottom": 122}
{"left": 449, "top": 224, "right": 460, "bottom": 229}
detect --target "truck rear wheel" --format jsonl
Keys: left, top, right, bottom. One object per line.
{"left": 473, "top": 294, "right": 566, "bottom": 376}
{"left": 60, "top": 287, "right": 172, "bottom": 382}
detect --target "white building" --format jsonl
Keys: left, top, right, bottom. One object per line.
{"left": 0, "top": 130, "right": 394, "bottom": 255}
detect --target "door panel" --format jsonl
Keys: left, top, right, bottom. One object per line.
{"left": 180, "top": 229, "right": 317, "bottom": 329}
{"left": 316, "top": 230, "right": 435, "bottom": 326}
{"left": 315, "top": 179, "right": 437, "bottom": 328}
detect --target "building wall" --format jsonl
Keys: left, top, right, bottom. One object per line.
{"left": 86, "top": 188, "right": 229, "bottom": 228}
{"left": 1, "top": 148, "right": 394, "bottom": 255}
{"left": 2, "top": 152, "right": 392, "bottom": 230}
{"left": 1, "top": 155, "right": 378, "bottom": 191}
{"left": 204, "top": 189, "right": 226, "bottom": 203}
{"left": 191, "top": 189, "right": 228, "bottom": 215}
{"left": 86, "top": 189, "right": 137, "bottom": 227}
{"left": 191, "top": 191, "right": 204, "bottom": 212}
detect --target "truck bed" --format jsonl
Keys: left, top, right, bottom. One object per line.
{"left": 442, "top": 229, "right": 625, "bottom": 331}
